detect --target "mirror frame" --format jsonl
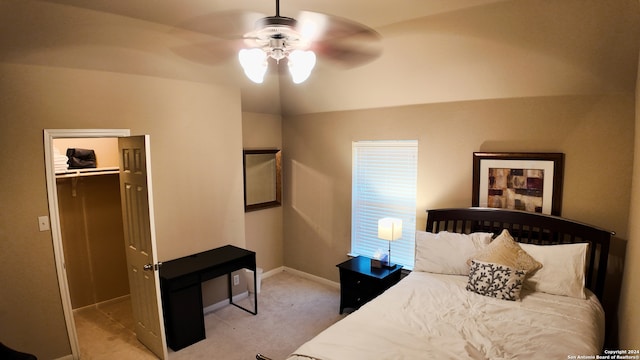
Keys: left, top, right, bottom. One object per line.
{"left": 243, "top": 149, "right": 282, "bottom": 212}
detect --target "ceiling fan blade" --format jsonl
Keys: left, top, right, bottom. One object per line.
{"left": 170, "top": 39, "right": 244, "bottom": 66}
{"left": 169, "top": 6, "right": 383, "bottom": 71}
{"left": 294, "top": 11, "right": 382, "bottom": 66}
{"left": 169, "top": 10, "right": 263, "bottom": 66}
{"left": 312, "top": 39, "right": 382, "bottom": 68}
{"left": 172, "top": 10, "right": 265, "bottom": 40}
{"left": 296, "top": 11, "right": 380, "bottom": 43}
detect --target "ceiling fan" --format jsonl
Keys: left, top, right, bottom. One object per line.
{"left": 174, "top": 0, "right": 382, "bottom": 84}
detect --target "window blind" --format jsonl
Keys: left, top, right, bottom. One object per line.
{"left": 351, "top": 140, "right": 418, "bottom": 269}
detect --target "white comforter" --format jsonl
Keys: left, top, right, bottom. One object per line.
{"left": 289, "top": 271, "right": 604, "bottom": 360}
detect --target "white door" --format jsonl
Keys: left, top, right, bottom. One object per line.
{"left": 118, "top": 135, "right": 167, "bottom": 359}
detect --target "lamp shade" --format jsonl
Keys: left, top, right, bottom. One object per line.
{"left": 378, "top": 218, "right": 402, "bottom": 241}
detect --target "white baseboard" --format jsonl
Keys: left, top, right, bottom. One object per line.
{"left": 259, "top": 266, "right": 339, "bottom": 289}
{"left": 71, "top": 294, "right": 131, "bottom": 313}
{"left": 54, "top": 355, "right": 74, "bottom": 360}
{"left": 261, "top": 266, "right": 284, "bottom": 279}
{"left": 202, "top": 266, "right": 339, "bottom": 314}
{"left": 282, "top": 267, "right": 340, "bottom": 289}
{"left": 201, "top": 267, "right": 279, "bottom": 314}
{"left": 203, "top": 291, "right": 249, "bottom": 315}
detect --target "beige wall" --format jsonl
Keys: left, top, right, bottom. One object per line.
{"left": 0, "top": 63, "right": 245, "bottom": 359}
{"left": 53, "top": 138, "right": 128, "bottom": 309}
{"left": 242, "top": 112, "right": 284, "bottom": 272}
{"left": 57, "top": 174, "right": 129, "bottom": 309}
{"left": 53, "top": 138, "right": 120, "bottom": 168}
{"left": 281, "top": 94, "right": 634, "bottom": 325}
{"left": 618, "top": 53, "right": 640, "bottom": 348}
{"left": 280, "top": 1, "right": 639, "bottom": 116}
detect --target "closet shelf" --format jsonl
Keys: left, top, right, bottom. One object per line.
{"left": 55, "top": 167, "right": 120, "bottom": 179}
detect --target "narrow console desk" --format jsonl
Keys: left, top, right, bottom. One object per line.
{"left": 159, "top": 245, "right": 257, "bottom": 351}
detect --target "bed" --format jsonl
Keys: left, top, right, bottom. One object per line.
{"left": 280, "top": 207, "right": 613, "bottom": 360}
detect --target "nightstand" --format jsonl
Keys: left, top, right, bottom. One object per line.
{"left": 336, "top": 256, "right": 403, "bottom": 314}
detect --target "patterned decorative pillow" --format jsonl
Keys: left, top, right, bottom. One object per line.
{"left": 466, "top": 259, "right": 527, "bottom": 301}
{"left": 467, "top": 229, "right": 542, "bottom": 273}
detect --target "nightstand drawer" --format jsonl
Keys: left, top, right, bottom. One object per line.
{"left": 341, "top": 273, "right": 377, "bottom": 306}
{"left": 342, "top": 290, "right": 369, "bottom": 308}
{"left": 341, "top": 270, "right": 377, "bottom": 290}
{"left": 336, "top": 256, "right": 403, "bottom": 314}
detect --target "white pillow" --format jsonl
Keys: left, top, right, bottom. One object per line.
{"left": 414, "top": 231, "right": 493, "bottom": 275}
{"left": 519, "top": 242, "right": 589, "bottom": 299}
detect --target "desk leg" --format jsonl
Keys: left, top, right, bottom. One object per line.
{"left": 229, "top": 270, "right": 258, "bottom": 315}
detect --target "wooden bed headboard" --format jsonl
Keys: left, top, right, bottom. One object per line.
{"left": 425, "top": 207, "right": 613, "bottom": 300}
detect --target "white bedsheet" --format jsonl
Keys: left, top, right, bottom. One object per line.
{"left": 289, "top": 271, "right": 604, "bottom": 360}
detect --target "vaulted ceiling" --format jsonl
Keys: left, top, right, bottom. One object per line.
{"left": 2, "top": 0, "right": 639, "bottom": 115}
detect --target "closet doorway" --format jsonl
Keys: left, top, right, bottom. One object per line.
{"left": 43, "top": 129, "right": 166, "bottom": 359}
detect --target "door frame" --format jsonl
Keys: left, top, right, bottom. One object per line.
{"left": 44, "top": 129, "right": 130, "bottom": 358}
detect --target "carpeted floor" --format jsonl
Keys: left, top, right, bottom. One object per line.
{"left": 170, "top": 271, "right": 345, "bottom": 360}
{"left": 75, "top": 270, "right": 345, "bottom": 359}
{"left": 74, "top": 296, "right": 157, "bottom": 360}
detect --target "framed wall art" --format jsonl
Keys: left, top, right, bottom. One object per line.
{"left": 472, "top": 152, "right": 564, "bottom": 216}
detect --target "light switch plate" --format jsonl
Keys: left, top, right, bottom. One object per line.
{"left": 38, "top": 216, "right": 50, "bottom": 231}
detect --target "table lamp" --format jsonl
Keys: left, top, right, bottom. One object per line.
{"left": 378, "top": 217, "right": 402, "bottom": 268}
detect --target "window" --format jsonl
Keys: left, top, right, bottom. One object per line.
{"left": 351, "top": 140, "right": 418, "bottom": 269}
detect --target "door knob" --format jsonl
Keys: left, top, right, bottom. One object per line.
{"left": 143, "top": 262, "right": 162, "bottom": 271}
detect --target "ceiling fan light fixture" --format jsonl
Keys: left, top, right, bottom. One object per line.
{"left": 176, "top": 0, "right": 381, "bottom": 84}
{"left": 238, "top": 48, "right": 268, "bottom": 84}
{"left": 288, "top": 50, "right": 316, "bottom": 84}
{"left": 268, "top": 38, "right": 287, "bottom": 61}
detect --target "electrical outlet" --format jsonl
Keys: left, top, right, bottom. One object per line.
{"left": 233, "top": 274, "right": 240, "bottom": 286}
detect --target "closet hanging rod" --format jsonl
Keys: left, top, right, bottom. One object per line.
{"left": 55, "top": 167, "right": 120, "bottom": 179}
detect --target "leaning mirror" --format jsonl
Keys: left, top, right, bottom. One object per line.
{"left": 243, "top": 149, "right": 282, "bottom": 212}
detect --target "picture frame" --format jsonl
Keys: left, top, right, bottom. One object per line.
{"left": 472, "top": 152, "right": 564, "bottom": 216}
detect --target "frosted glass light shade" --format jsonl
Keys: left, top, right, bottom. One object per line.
{"left": 239, "top": 48, "right": 268, "bottom": 84}
{"left": 239, "top": 48, "right": 316, "bottom": 84}
{"left": 287, "top": 50, "right": 316, "bottom": 84}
